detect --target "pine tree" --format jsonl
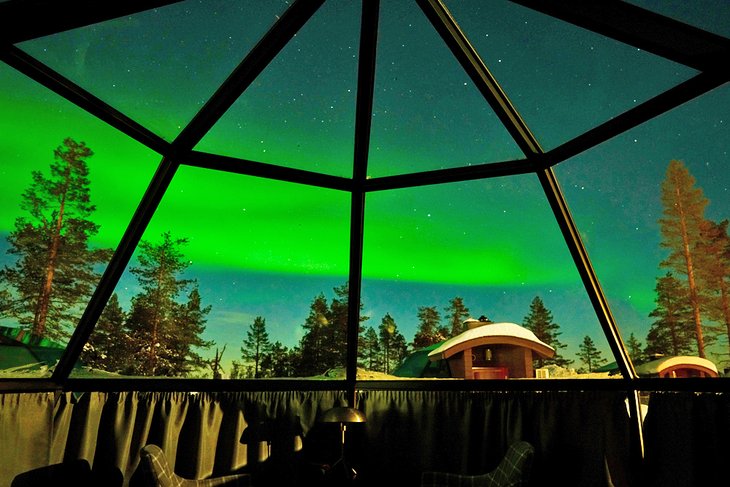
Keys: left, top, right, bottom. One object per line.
{"left": 412, "top": 306, "right": 445, "bottom": 349}
{"left": 645, "top": 273, "right": 695, "bottom": 357}
{"left": 124, "top": 232, "right": 211, "bottom": 376}
{"left": 696, "top": 219, "right": 730, "bottom": 359}
{"left": 659, "top": 160, "right": 710, "bottom": 357}
{"left": 241, "top": 316, "right": 271, "bottom": 378}
{"left": 444, "top": 297, "right": 470, "bottom": 337}
{"left": 578, "top": 335, "right": 605, "bottom": 373}
{"left": 80, "top": 292, "right": 127, "bottom": 371}
{"left": 0, "top": 138, "right": 112, "bottom": 340}
{"left": 522, "top": 296, "right": 572, "bottom": 367}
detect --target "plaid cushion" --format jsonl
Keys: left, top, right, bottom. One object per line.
{"left": 421, "top": 441, "right": 534, "bottom": 487}
{"left": 139, "top": 444, "right": 252, "bottom": 487}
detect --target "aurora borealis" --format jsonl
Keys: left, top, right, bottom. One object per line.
{"left": 1, "top": 0, "right": 728, "bottom": 373}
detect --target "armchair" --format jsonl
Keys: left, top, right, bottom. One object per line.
{"left": 138, "top": 444, "right": 252, "bottom": 487}
{"left": 421, "top": 440, "right": 534, "bottom": 487}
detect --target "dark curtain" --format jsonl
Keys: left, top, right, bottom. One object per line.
{"left": 0, "top": 393, "right": 56, "bottom": 484}
{"left": 1, "top": 390, "right": 346, "bottom": 487}
{"left": 1, "top": 389, "right": 632, "bottom": 487}
{"left": 643, "top": 391, "right": 730, "bottom": 487}
{"left": 354, "top": 390, "right": 632, "bottom": 487}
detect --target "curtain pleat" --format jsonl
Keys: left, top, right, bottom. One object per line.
{"left": 0, "top": 392, "right": 55, "bottom": 484}
{"left": 2, "top": 388, "right": 635, "bottom": 487}
{"left": 356, "top": 389, "right": 632, "bottom": 487}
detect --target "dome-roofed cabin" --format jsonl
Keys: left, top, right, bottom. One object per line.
{"left": 635, "top": 355, "right": 719, "bottom": 379}
{"left": 427, "top": 317, "right": 554, "bottom": 379}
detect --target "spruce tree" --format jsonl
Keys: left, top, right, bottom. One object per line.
{"left": 80, "top": 292, "right": 127, "bottom": 371}
{"left": 241, "top": 316, "right": 271, "bottom": 378}
{"left": 522, "top": 296, "right": 572, "bottom": 368}
{"left": 578, "top": 335, "right": 605, "bottom": 373}
{"left": 378, "top": 313, "right": 408, "bottom": 374}
{"left": 297, "top": 293, "right": 332, "bottom": 376}
{"left": 173, "top": 286, "right": 213, "bottom": 374}
{"left": 444, "top": 297, "right": 470, "bottom": 337}
{"left": 625, "top": 333, "right": 644, "bottom": 364}
{"left": 659, "top": 160, "right": 710, "bottom": 357}
{"left": 645, "top": 273, "right": 695, "bottom": 357}
{"left": 412, "top": 306, "right": 445, "bottom": 349}
{"left": 262, "top": 341, "right": 295, "bottom": 377}
{"left": 0, "top": 138, "right": 111, "bottom": 340}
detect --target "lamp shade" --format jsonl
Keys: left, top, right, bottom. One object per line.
{"left": 321, "top": 406, "right": 366, "bottom": 423}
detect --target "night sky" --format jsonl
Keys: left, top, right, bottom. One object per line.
{"left": 1, "top": 0, "right": 728, "bottom": 373}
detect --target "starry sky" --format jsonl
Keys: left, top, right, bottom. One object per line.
{"left": 1, "top": 0, "right": 728, "bottom": 374}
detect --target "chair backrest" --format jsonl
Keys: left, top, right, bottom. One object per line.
{"left": 139, "top": 444, "right": 183, "bottom": 487}
{"left": 485, "top": 441, "right": 534, "bottom": 487}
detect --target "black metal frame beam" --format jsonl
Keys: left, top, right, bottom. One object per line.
{"left": 52, "top": 158, "right": 179, "bottom": 380}
{"left": 0, "top": 0, "right": 182, "bottom": 44}
{"left": 365, "top": 158, "right": 538, "bottom": 192}
{"left": 416, "top": 0, "right": 541, "bottom": 158}
{"left": 185, "top": 151, "right": 353, "bottom": 192}
{"left": 0, "top": 45, "right": 170, "bottom": 156}
{"left": 172, "top": 0, "right": 325, "bottom": 152}
{"left": 6, "top": 376, "right": 730, "bottom": 394}
{"left": 344, "top": 0, "right": 380, "bottom": 406}
{"left": 547, "top": 72, "right": 729, "bottom": 166}
{"left": 511, "top": 0, "right": 730, "bottom": 75}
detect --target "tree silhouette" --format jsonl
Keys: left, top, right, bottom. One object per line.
{"left": 360, "top": 326, "right": 381, "bottom": 371}
{"left": 0, "top": 138, "right": 111, "bottom": 340}
{"left": 80, "top": 292, "right": 128, "bottom": 371}
{"left": 412, "top": 306, "right": 446, "bottom": 349}
{"left": 625, "top": 333, "right": 644, "bottom": 364}
{"left": 297, "top": 293, "right": 332, "bottom": 376}
{"left": 659, "top": 160, "right": 710, "bottom": 357}
{"left": 522, "top": 296, "right": 572, "bottom": 368}
{"left": 241, "top": 316, "right": 271, "bottom": 378}
{"left": 124, "top": 232, "right": 212, "bottom": 376}
{"left": 645, "top": 273, "right": 695, "bottom": 357}
{"left": 696, "top": 219, "right": 730, "bottom": 360}
{"left": 444, "top": 297, "right": 470, "bottom": 337}
{"left": 578, "top": 335, "right": 605, "bottom": 373}
{"left": 378, "top": 313, "right": 407, "bottom": 374}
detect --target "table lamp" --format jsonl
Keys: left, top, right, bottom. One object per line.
{"left": 321, "top": 406, "right": 366, "bottom": 482}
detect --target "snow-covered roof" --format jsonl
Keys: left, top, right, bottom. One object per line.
{"left": 427, "top": 322, "right": 555, "bottom": 361}
{"left": 635, "top": 356, "right": 718, "bottom": 376}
